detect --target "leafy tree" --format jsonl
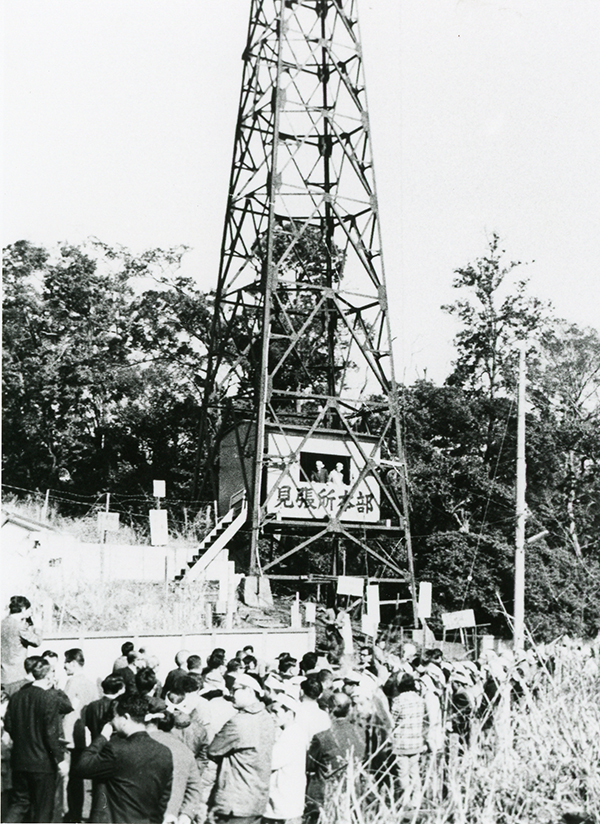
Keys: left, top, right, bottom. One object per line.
{"left": 530, "top": 321, "right": 600, "bottom": 562}
{"left": 443, "top": 233, "right": 547, "bottom": 399}
{"left": 2, "top": 240, "right": 209, "bottom": 511}
{"left": 400, "top": 376, "right": 600, "bottom": 640}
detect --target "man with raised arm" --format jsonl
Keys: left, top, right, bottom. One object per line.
{"left": 76, "top": 694, "right": 173, "bottom": 824}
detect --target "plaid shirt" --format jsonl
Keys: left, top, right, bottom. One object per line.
{"left": 390, "top": 691, "right": 425, "bottom": 755}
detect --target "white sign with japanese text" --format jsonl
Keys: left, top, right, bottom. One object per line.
{"left": 264, "top": 430, "right": 380, "bottom": 523}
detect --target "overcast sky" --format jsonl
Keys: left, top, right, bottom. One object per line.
{"left": 3, "top": 0, "right": 599, "bottom": 383}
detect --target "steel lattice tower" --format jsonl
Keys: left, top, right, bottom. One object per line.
{"left": 198, "top": 0, "right": 416, "bottom": 606}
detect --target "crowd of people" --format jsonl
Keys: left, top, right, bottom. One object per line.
{"left": 1, "top": 593, "right": 583, "bottom": 824}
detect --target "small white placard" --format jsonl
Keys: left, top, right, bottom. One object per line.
{"left": 149, "top": 509, "right": 169, "bottom": 545}
{"left": 153, "top": 480, "right": 166, "bottom": 498}
{"left": 417, "top": 581, "right": 432, "bottom": 619}
{"left": 304, "top": 602, "right": 317, "bottom": 623}
{"left": 337, "top": 576, "right": 364, "bottom": 597}
{"left": 442, "top": 609, "right": 476, "bottom": 630}
{"left": 361, "top": 613, "right": 377, "bottom": 637}
{"left": 291, "top": 601, "right": 302, "bottom": 628}
{"left": 366, "top": 584, "right": 380, "bottom": 624}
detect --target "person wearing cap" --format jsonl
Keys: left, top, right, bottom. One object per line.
{"left": 418, "top": 670, "right": 445, "bottom": 756}
{"left": 194, "top": 676, "right": 236, "bottom": 824}
{"left": 207, "top": 673, "right": 276, "bottom": 824}
{"left": 264, "top": 692, "right": 306, "bottom": 824}
{"left": 264, "top": 656, "right": 302, "bottom": 701}
{"left": 448, "top": 663, "right": 477, "bottom": 748}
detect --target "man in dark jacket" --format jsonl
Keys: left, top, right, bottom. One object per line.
{"left": 83, "top": 675, "right": 126, "bottom": 742}
{"left": 112, "top": 651, "right": 146, "bottom": 696}
{"left": 305, "top": 692, "right": 366, "bottom": 824}
{"left": 82, "top": 674, "right": 126, "bottom": 822}
{"left": 76, "top": 694, "right": 173, "bottom": 824}
{"left": 160, "top": 649, "right": 191, "bottom": 699}
{"left": 4, "top": 657, "right": 70, "bottom": 823}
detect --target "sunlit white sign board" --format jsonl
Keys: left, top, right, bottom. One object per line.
{"left": 149, "top": 510, "right": 169, "bottom": 546}
{"left": 442, "top": 609, "right": 476, "bottom": 630}
{"left": 264, "top": 430, "right": 380, "bottom": 522}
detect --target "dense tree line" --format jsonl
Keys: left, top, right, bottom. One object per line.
{"left": 2, "top": 236, "right": 599, "bottom": 639}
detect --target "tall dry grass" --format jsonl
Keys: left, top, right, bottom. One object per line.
{"left": 321, "top": 654, "right": 599, "bottom": 824}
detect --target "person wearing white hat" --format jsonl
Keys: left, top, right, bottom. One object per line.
{"left": 207, "top": 674, "right": 276, "bottom": 824}
{"left": 263, "top": 692, "right": 306, "bottom": 824}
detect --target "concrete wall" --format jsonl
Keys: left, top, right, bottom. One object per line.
{"left": 37, "top": 539, "right": 192, "bottom": 586}
{"left": 41, "top": 627, "right": 316, "bottom": 688}
{"left": 1, "top": 515, "right": 193, "bottom": 597}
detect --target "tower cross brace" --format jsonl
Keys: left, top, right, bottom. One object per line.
{"left": 196, "top": 0, "right": 416, "bottom": 613}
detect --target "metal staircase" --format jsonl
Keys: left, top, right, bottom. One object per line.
{"left": 173, "top": 491, "right": 247, "bottom": 586}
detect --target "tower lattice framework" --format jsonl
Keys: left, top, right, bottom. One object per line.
{"left": 198, "top": 0, "right": 416, "bottom": 603}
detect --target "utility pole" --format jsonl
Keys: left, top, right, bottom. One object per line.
{"left": 514, "top": 343, "right": 527, "bottom": 651}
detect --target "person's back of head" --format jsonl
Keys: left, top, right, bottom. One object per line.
{"left": 155, "top": 710, "right": 176, "bottom": 734}
{"left": 31, "top": 658, "right": 51, "bottom": 681}
{"left": 227, "top": 658, "right": 243, "bottom": 674}
{"left": 121, "top": 641, "right": 135, "bottom": 657}
{"left": 397, "top": 673, "right": 417, "bottom": 693}
{"left": 330, "top": 692, "right": 352, "bottom": 718}
{"left": 179, "top": 674, "right": 201, "bottom": 695}
{"left": 126, "top": 651, "right": 141, "bottom": 666}
{"left": 278, "top": 656, "right": 297, "bottom": 675}
{"left": 101, "top": 674, "right": 126, "bottom": 697}
{"left": 135, "top": 666, "right": 157, "bottom": 696}
{"left": 187, "top": 654, "right": 202, "bottom": 672}
{"left": 301, "top": 677, "right": 323, "bottom": 700}
{"left": 8, "top": 595, "right": 31, "bottom": 614}
{"left": 175, "top": 649, "right": 191, "bottom": 668}
{"left": 300, "top": 652, "right": 319, "bottom": 672}
{"left": 25, "top": 655, "right": 44, "bottom": 675}
{"left": 146, "top": 655, "right": 160, "bottom": 671}
{"left": 301, "top": 652, "right": 318, "bottom": 673}
{"left": 206, "top": 648, "right": 226, "bottom": 670}
{"left": 65, "top": 648, "right": 85, "bottom": 667}
{"left": 425, "top": 648, "right": 443, "bottom": 664}
{"left": 115, "top": 693, "right": 149, "bottom": 723}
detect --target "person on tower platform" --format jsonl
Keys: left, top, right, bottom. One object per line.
{"left": 311, "top": 461, "right": 329, "bottom": 483}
